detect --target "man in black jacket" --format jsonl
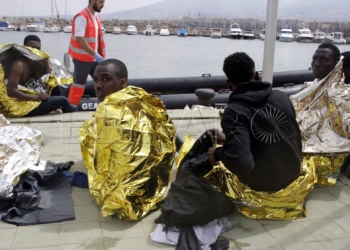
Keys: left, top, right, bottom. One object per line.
{"left": 208, "top": 52, "right": 302, "bottom": 192}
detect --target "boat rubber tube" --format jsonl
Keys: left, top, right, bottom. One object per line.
{"left": 77, "top": 85, "right": 303, "bottom": 111}
{"left": 81, "top": 70, "right": 314, "bottom": 97}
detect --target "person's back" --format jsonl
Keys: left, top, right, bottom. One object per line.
{"left": 212, "top": 52, "right": 301, "bottom": 192}
{"left": 222, "top": 82, "right": 301, "bottom": 191}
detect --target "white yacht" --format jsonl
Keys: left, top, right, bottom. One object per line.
{"left": 63, "top": 25, "right": 72, "bottom": 33}
{"left": 243, "top": 29, "right": 255, "bottom": 40}
{"left": 259, "top": 30, "right": 265, "bottom": 40}
{"left": 143, "top": 24, "right": 155, "bottom": 36}
{"left": 112, "top": 26, "right": 121, "bottom": 34}
{"left": 227, "top": 23, "right": 242, "bottom": 39}
{"left": 126, "top": 25, "right": 138, "bottom": 35}
{"left": 210, "top": 28, "right": 222, "bottom": 38}
{"left": 26, "top": 20, "right": 45, "bottom": 32}
{"left": 0, "top": 21, "right": 15, "bottom": 31}
{"left": 294, "top": 28, "right": 313, "bottom": 43}
{"left": 44, "top": 25, "right": 60, "bottom": 33}
{"left": 159, "top": 26, "right": 170, "bottom": 36}
{"left": 278, "top": 28, "right": 294, "bottom": 42}
{"left": 326, "top": 32, "right": 346, "bottom": 44}
{"left": 313, "top": 30, "right": 326, "bottom": 43}
{"left": 259, "top": 29, "right": 265, "bottom": 40}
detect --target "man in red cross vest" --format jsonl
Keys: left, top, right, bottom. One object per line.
{"left": 68, "top": 0, "right": 106, "bottom": 107}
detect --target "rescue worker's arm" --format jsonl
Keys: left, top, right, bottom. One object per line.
{"left": 6, "top": 60, "right": 49, "bottom": 101}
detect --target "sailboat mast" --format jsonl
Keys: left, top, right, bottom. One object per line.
{"left": 51, "top": 0, "right": 54, "bottom": 23}
{"left": 54, "top": 0, "right": 58, "bottom": 19}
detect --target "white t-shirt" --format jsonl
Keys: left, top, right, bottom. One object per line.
{"left": 74, "top": 11, "right": 99, "bottom": 53}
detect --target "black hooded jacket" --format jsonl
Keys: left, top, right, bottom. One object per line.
{"left": 214, "top": 81, "right": 302, "bottom": 192}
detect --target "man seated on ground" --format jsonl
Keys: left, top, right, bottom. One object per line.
{"left": 0, "top": 42, "right": 76, "bottom": 117}
{"left": 341, "top": 51, "right": 350, "bottom": 84}
{"left": 290, "top": 45, "right": 350, "bottom": 185}
{"left": 188, "top": 52, "right": 316, "bottom": 220}
{"left": 79, "top": 59, "right": 176, "bottom": 221}
{"left": 305, "top": 42, "right": 340, "bottom": 87}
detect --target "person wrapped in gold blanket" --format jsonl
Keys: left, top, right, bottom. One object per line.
{"left": 79, "top": 59, "right": 177, "bottom": 221}
{"left": 0, "top": 42, "right": 74, "bottom": 117}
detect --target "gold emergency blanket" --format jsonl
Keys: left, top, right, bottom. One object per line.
{"left": 0, "top": 43, "right": 72, "bottom": 117}
{"left": 290, "top": 61, "right": 350, "bottom": 185}
{"left": 79, "top": 86, "right": 176, "bottom": 221}
{"left": 178, "top": 135, "right": 317, "bottom": 220}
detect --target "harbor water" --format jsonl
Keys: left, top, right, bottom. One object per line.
{"left": 1, "top": 31, "right": 350, "bottom": 79}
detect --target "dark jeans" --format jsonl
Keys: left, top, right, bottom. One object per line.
{"left": 25, "top": 87, "right": 76, "bottom": 117}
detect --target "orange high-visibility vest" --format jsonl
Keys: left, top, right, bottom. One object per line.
{"left": 68, "top": 7, "right": 106, "bottom": 62}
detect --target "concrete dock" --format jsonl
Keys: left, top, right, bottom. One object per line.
{"left": 2, "top": 109, "right": 350, "bottom": 250}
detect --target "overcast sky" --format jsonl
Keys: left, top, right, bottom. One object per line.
{"left": 0, "top": 0, "right": 163, "bottom": 17}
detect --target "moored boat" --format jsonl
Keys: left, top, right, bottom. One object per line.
{"left": 0, "top": 21, "right": 15, "bottom": 31}
{"left": 242, "top": 29, "right": 255, "bottom": 40}
{"left": 143, "top": 24, "right": 155, "bottom": 36}
{"left": 259, "top": 29, "right": 265, "bottom": 40}
{"left": 210, "top": 28, "right": 222, "bottom": 38}
{"left": 177, "top": 26, "right": 187, "bottom": 37}
{"left": 227, "top": 23, "right": 242, "bottom": 39}
{"left": 159, "top": 26, "right": 170, "bottom": 36}
{"left": 278, "top": 28, "right": 294, "bottom": 42}
{"left": 63, "top": 25, "right": 72, "bottom": 33}
{"left": 294, "top": 28, "right": 313, "bottom": 43}
{"left": 312, "top": 29, "right": 326, "bottom": 43}
{"left": 326, "top": 32, "right": 346, "bottom": 44}
{"left": 126, "top": 25, "right": 138, "bottom": 35}
{"left": 113, "top": 26, "right": 121, "bottom": 34}
{"left": 44, "top": 25, "right": 60, "bottom": 33}
{"left": 26, "top": 20, "right": 45, "bottom": 32}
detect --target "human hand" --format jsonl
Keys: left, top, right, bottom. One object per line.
{"left": 208, "top": 147, "right": 220, "bottom": 166}
{"left": 36, "top": 92, "right": 49, "bottom": 101}
{"left": 207, "top": 128, "right": 226, "bottom": 144}
{"left": 93, "top": 53, "right": 104, "bottom": 63}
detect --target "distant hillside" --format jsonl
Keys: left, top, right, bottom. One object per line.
{"left": 102, "top": 0, "right": 350, "bottom": 21}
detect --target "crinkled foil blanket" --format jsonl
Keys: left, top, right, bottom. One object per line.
{"left": 290, "top": 61, "right": 350, "bottom": 185}
{"left": 0, "top": 43, "right": 72, "bottom": 117}
{"left": 0, "top": 123, "right": 45, "bottom": 199}
{"left": 177, "top": 135, "right": 317, "bottom": 220}
{"left": 79, "top": 86, "right": 176, "bottom": 221}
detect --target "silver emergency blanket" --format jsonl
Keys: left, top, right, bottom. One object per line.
{"left": 290, "top": 61, "right": 350, "bottom": 153}
{"left": 0, "top": 117, "right": 45, "bottom": 199}
{"left": 290, "top": 60, "right": 350, "bottom": 185}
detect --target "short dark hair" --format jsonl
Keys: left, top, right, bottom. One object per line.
{"left": 223, "top": 52, "right": 255, "bottom": 84}
{"left": 23, "top": 35, "right": 41, "bottom": 46}
{"left": 318, "top": 42, "right": 341, "bottom": 62}
{"left": 99, "top": 59, "right": 128, "bottom": 80}
{"left": 341, "top": 51, "right": 350, "bottom": 70}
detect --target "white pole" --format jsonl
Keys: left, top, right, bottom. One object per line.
{"left": 262, "top": 0, "right": 279, "bottom": 84}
